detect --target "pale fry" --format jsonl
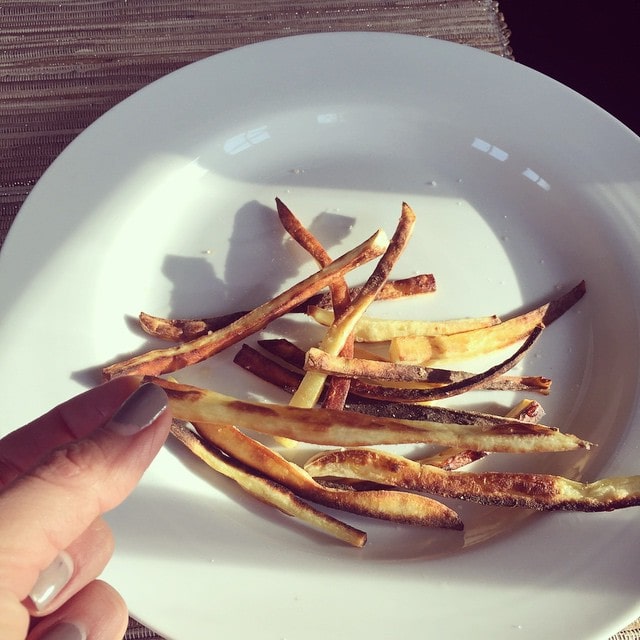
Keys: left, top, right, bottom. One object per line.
{"left": 288, "top": 202, "right": 416, "bottom": 409}
{"left": 146, "top": 377, "right": 591, "bottom": 453}
{"left": 308, "top": 306, "right": 501, "bottom": 341}
{"left": 389, "top": 281, "right": 586, "bottom": 365}
{"left": 170, "top": 421, "right": 367, "bottom": 547}
{"left": 194, "top": 421, "right": 462, "bottom": 530}
{"left": 275, "top": 197, "right": 353, "bottom": 411}
{"left": 103, "top": 228, "right": 388, "bottom": 379}
{"left": 304, "top": 448, "right": 640, "bottom": 512}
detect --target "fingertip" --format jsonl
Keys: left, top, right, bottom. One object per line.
{"left": 28, "top": 580, "right": 128, "bottom": 640}
{"left": 104, "top": 382, "right": 169, "bottom": 437}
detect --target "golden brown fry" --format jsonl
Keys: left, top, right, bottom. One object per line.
{"left": 275, "top": 197, "right": 352, "bottom": 411}
{"left": 194, "top": 421, "right": 462, "bottom": 530}
{"left": 139, "top": 311, "right": 247, "bottom": 342}
{"left": 308, "top": 307, "right": 501, "bottom": 342}
{"left": 170, "top": 421, "right": 367, "bottom": 547}
{"left": 146, "top": 377, "right": 591, "bottom": 453}
{"left": 330, "top": 324, "right": 544, "bottom": 403}
{"left": 389, "top": 281, "right": 586, "bottom": 365}
{"left": 103, "top": 228, "right": 388, "bottom": 379}
{"left": 288, "top": 202, "right": 416, "bottom": 409}
{"left": 140, "top": 274, "right": 438, "bottom": 343}
{"left": 419, "top": 399, "right": 545, "bottom": 471}
{"left": 304, "top": 448, "right": 640, "bottom": 512}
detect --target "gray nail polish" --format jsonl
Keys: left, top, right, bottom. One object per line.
{"left": 40, "top": 621, "right": 86, "bottom": 640}
{"left": 106, "top": 382, "right": 168, "bottom": 436}
{"left": 29, "top": 551, "right": 74, "bottom": 611}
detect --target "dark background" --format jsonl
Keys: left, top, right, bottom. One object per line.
{"left": 499, "top": 0, "right": 639, "bottom": 136}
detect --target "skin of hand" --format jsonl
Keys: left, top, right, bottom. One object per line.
{"left": 0, "top": 376, "right": 172, "bottom": 640}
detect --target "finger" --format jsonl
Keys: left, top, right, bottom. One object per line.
{"left": 0, "top": 376, "right": 140, "bottom": 488}
{"left": 27, "top": 517, "right": 114, "bottom": 616}
{"left": 0, "top": 382, "right": 171, "bottom": 604}
{"left": 27, "top": 580, "right": 128, "bottom": 640}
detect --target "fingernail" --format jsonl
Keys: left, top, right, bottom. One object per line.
{"left": 40, "top": 621, "right": 87, "bottom": 640}
{"left": 105, "top": 382, "right": 168, "bottom": 436}
{"left": 29, "top": 551, "right": 74, "bottom": 611}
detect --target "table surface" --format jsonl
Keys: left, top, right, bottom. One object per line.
{"left": 0, "top": 2, "right": 637, "bottom": 639}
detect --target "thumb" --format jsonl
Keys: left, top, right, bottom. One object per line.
{"left": 0, "top": 382, "right": 171, "bottom": 612}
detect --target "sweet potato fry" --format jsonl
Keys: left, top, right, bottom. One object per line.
{"left": 170, "top": 421, "right": 367, "bottom": 546}
{"left": 139, "top": 274, "right": 438, "bottom": 343}
{"left": 324, "top": 324, "right": 545, "bottom": 403}
{"left": 252, "top": 339, "right": 551, "bottom": 396}
{"left": 388, "top": 281, "right": 586, "bottom": 365}
{"left": 288, "top": 203, "right": 416, "bottom": 410}
{"left": 418, "top": 398, "right": 545, "bottom": 471}
{"left": 193, "top": 421, "right": 462, "bottom": 530}
{"left": 103, "top": 228, "right": 388, "bottom": 379}
{"left": 308, "top": 307, "right": 501, "bottom": 342}
{"left": 304, "top": 448, "right": 640, "bottom": 512}
{"left": 145, "top": 377, "right": 591, "bottom": 453}
{"left": 275, "top": 197, "right": 353, "bottom": 411}
{"left": 304, "top": 346, "right": 551, "bottom": 393}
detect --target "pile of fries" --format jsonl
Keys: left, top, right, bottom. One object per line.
{"left": 103, "top": 199, "right": 640, "bottom": 547}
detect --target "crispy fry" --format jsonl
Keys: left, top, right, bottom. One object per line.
{"left": 418, "top": 399, "right": 545, "bottom": 471}
{"left": 304, "top": 346, "right": 551, "bottom": 394}
{"left": 139, "top": 274, "right": 437, "bottom": 343}
{"left": 146, "top": 377, "right": 591, "bottom": 453}
{"left": 170, "top": 421, "right": 367, "bottom": 546}
{"left": 288, "top": 203, "right": 416, "bottom": 410}
{"left": 194, "top": 421, "right": 462, "bottom": 530}
{"left": 320, "top": 324, "right": 545, "bottom": 403}
{"left": 388, "top": 281, "right": 586, "bottom": 365}
{"left": 275, "top": 197, "right": 352, "bottom": 411}
{"left": 103, "top": 228, "right": 388, "bottom": 379}
{"left": 308, "top": 307, "right": 501, "bottom": 341}
{"left": 304, "top": 447, "right": 640, "bottom": 512}
{"left": 253, "top": 339, "right": 551, "bottom": 396}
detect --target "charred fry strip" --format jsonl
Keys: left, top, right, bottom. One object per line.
{"left": 193, "top": 421, "right": 462, "bottom": 530}
{"left": 146, "top": 377, "right": 591, "bottom": 453}
{"left": 418, "top": 399, "right": 545, "bottom": 471}
{"left": 103, "top": 229, "right": 388, "bottom": 379}
{"left": 275, "top": 197, "right": 352, "bottom": 411}
{"left": 138, "top": 274, "right": 437, "bottom": 343}
{"left": 308, "top": 307, "right": 501, "bottom": 341}
{"left": 304, "top": 346, "right": 551, "bottom": 394}
{"left": 389, "top": 281, "right": 586, "bottom": 365}
{"left": 254, "top": 339, "right": 550, "bottom": 396}
{"left": 304, "top": 448, "right": 640, "bottom": 512}
{"left": 170, "top": 421, "right": 367, "bottom": 546}
{"left": 233, "top": 344, "right": 549, "bottom": 431}
{"left": 288, "top": 203, "right": 416, "bottom": 410}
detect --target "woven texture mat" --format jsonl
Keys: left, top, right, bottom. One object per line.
{"left": 0, "top": 1, "right": 637, "bottom": 639}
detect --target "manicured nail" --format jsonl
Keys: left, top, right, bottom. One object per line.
{"left": 40, "top": 621, "right": 86, "bottom": 640}
{"left": 29, "top": 551, "right": 74, "bottom": 611}
{"left": 105, "top": 382, "right": 168, "bottom": 436}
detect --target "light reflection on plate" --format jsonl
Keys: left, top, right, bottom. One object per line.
{"left": 1, "top": 33, "right": 640, "bottom": 640}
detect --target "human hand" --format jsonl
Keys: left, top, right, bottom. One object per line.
{"left": 0, "top": 377, "right": 172, "bottom": 640}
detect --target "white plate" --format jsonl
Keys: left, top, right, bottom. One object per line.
{"left": 1, "top": 33, "right": 640, "bottom": 640}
